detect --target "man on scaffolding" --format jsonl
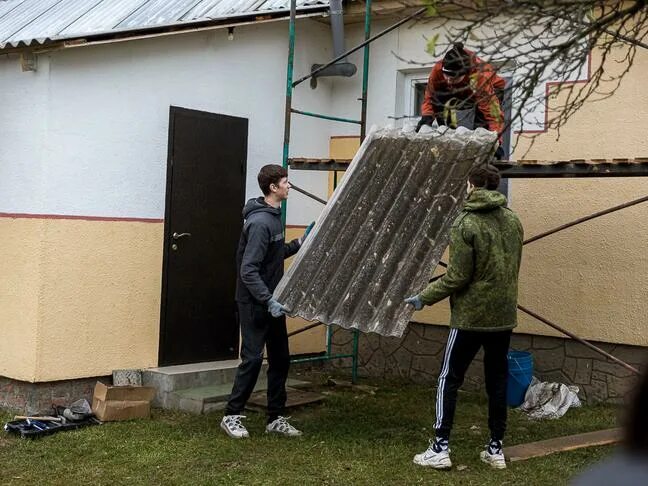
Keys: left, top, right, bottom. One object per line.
{"left": 416, "top": 43, "right": 506, "bottom": 159}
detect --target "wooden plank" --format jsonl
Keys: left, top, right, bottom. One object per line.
{"left": 505, "top": 428, "right": 622, "bottom": 462}
{"left": 246, "top": 387, "right": 324, "bottom": 411}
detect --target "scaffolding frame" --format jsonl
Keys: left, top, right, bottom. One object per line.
{"left": 282, "top": 1, "right": 646, "bottom": 381}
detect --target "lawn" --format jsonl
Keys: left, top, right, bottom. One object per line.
{"left": 0, "top": 377, "right": 620, "bottom": 485}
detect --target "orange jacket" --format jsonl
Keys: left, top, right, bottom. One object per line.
{"left": 421, "top": 51, "right": 505, "bottom": 135}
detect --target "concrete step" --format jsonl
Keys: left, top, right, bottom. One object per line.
{"left": 142, "top": 360, "right": 267, "bottom": 408}
{"left": 171, "top": 378, "right": 312, "bottom": 414}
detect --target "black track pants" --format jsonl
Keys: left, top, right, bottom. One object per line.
{"left": 225, "top": 302, "right": 290, "bottom": 419}
{"left": 434, "top": 328, "right": 512, "bottom": 441}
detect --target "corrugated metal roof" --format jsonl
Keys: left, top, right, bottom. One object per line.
{"left": 274, "top": 127, "right": 498, "bottom": 338}
{"left": 0, "top": 0, "right": 329, "bottom": 49}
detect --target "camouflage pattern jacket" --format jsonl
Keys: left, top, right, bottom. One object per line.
{"left": 419, "top": 189, "right": 523, "bottom": 331}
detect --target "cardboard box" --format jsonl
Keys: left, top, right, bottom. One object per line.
{"left": 92, "top": 381, "right": 156, "bottom": 422}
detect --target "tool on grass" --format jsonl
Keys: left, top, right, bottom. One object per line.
{"left": 14, "top": 415, "right": 63, "bottom": 422}
{"left": 25, "top": 419, "right": 50, "bottom": 431}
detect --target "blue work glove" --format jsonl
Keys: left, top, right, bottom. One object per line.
{"left": 300, "top": 222, "right": 315, "bottom": 245}
{"left": 404, "top": 295, "right": 424, "bottom": 311}
{"left": 267, "top": 298, "right": 288, "bottom": 318}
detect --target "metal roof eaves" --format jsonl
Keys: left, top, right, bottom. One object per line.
{"left": 0, "top": 0, "right": 329, "bottom": 51}
{"left": 1, "top": 36, "right": 48, "bottom": 48}
{"left": 93, "top": 3, "right": 329, "bottom": 38}
{"left": 0, "top": 4, "right": 327, "bottom": 50}
{"left": 3, "top": 0, "right": 97, "bottom": 46}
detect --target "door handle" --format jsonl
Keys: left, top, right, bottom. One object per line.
{"left": 172, "top": 232, "right": 192, "bottom": 240}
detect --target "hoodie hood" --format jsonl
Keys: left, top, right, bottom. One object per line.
{"left": 464, "top": 188, "right": 507, "bottom": 212}
{"left": 243, "top": 197, "right": 281, "bottom": 219}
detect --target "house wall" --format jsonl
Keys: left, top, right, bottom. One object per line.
{"left": 0, "top": 218, "right": 39, "bottom": 382}
{"left": 0, "top": 18, "right": 332, "bottom": 382}
{"left": 326, "top": 19, "right": 648, "bottom": 348}
{"left": 1, "top": 10, "right": 645, "bottom": 384}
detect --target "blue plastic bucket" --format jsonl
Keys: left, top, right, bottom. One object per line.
{"left": 506, "top": 350, "right": 533, "bottom": 407}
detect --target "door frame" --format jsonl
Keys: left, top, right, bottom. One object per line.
{"left": 158, "top": 105, "right": 247, "bottom": 366}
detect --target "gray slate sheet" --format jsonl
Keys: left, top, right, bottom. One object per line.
{"left": 274, "top": 126, "right": 498, "bottom": 337}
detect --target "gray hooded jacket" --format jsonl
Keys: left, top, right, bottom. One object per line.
{"left": 235, "top": 197, "right": 301, "bottom": 304}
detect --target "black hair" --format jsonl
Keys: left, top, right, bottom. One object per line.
{"left": 258, "top": 164, "right": 288, "bottom": 196}
{"left": 468, "top": 164, "right": 501, "bottom": 190}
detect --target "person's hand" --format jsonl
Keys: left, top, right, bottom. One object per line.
{"left": 267, "top": 298, "right": 288, "bottom": 318}
{"left": 300, "top": 222, "right": 315, "bottom": 245}
{"left": 415, "top": 115, "right": 435, "bottom": 133}
{"left": 404, "top": 295, "right": 424, "bottom": 311}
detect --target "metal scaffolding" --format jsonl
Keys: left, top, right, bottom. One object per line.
{"left": 282, "top": 2, "right": 646, "bottom": 380}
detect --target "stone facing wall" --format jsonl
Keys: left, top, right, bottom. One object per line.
{"left": 328, "top": 323, "right": 648, "bottom": 404}
{"left": 0, "top": 376, "right": 109, "bottom": 415}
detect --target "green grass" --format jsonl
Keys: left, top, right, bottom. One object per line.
{"left": 0, "top": 378, "right": 619, "bottom": 485}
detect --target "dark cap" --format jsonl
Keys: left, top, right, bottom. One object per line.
{"left": 442, "top": 43, "right": 471, "bottom": 77}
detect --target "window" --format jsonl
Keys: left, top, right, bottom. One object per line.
{"left": 413, "top": 81, "right": 427, "bottom": 117}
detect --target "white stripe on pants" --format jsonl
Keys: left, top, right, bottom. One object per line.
{"left": 435, "top": 328, "right": 458, "bottom": 430}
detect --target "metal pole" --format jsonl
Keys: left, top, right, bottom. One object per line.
{"left": 524, "top": 194, "right": 648, "bottom": 245}
{"left": 360, "top": 0, "right": 372, "bottom": 142}
{"left": 291, "top": 108, "right": 362, "bottom": 125}
{"left": 518, "top": 305, "right": 640, "bottom": 375}
{"left": 287, "top": 321, "right": 324, "bottom": 338}
{"left": 281, "top": 0, "right": 297, "bottom": 228}
{"left": 292, "top": 7, "right": 426, "bottom": 87}
{"left": 352, "top": 329, "right": 360, "bottom": 383}
{"left": 292, "top": 353, "right": 355, "bottom": 364}
{"left": 290, "top": 183, "right": 328, "bottom": 205}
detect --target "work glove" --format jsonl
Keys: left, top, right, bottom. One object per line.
{"left": 415, "top": 115, "right": 435, "bottom": 133}
{"left": 267, "top": 298, "right": 288, "bottom": 318}
{"left": 299, "top": 221, "right": 315, "bottom": 245}
{"left": 404, "top": 295, "right": 424, "bottom": 311}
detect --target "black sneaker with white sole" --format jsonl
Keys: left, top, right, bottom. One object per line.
{"left": 480, "top": 439, "right": 506, "bottom": 469}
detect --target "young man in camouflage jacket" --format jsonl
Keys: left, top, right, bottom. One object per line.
{"left": 405, "top": 165, "right": 523, "bottom": 470}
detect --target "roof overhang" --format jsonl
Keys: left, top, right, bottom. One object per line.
{"left": 0, "top": 4, "right": 329, "bottom": 54}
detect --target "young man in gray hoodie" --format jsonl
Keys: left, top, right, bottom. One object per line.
{"left": 221, "top": 164, "right": 312, "bottom": 439}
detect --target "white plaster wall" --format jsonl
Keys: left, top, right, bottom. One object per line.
{"left": 329, "top": 19, "right": 401, "bottom": 137}
{"left": 328, "top": 19, "right": 448, "bottom": 135}
{"left": 0, "top": 19, "right": 332, "bottom": 225}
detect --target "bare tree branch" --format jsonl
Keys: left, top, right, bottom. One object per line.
{"left": 407, "top": 0, "right": 648, "bottom": 154}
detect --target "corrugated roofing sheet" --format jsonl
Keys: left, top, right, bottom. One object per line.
{"left": 0, "top": 0, "right": 329, "bottom": 49}
{"left": 274, "top": 126, "right": 498, "bottom": 338}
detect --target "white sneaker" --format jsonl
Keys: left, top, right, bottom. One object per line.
{"left": 265, "top": 416, "right": 302, "bottom": 437}
{"left": 480, "top": 440, "right": 506, "bottom": 469}
{"left": 221, "top": 415, "right": 249, "bottom": 439}
{"left": 413, "top": 439, "right": 452, "bottom": 469}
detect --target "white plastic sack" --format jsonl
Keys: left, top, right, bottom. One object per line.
{"left": 519, "top": 377, "right": 582, "bottom": 419}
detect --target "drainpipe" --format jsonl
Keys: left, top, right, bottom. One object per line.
{"left": 310, "top": 0, "right": 357, "bottom": 88}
